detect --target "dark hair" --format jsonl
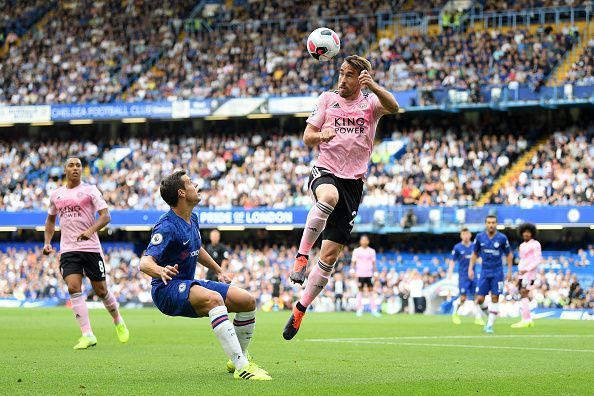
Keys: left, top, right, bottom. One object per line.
{"left": 460, "top": 227, "right": 470, "bottom": 233}
{"left": 518, "top": 223, "right": 537, "bottom": 238}
{"left": 485, "top": 214, "right": 497, "bottom": 222}
{"left": 160, "top": 170, "right": 187, "bottom": 207}
{"left": 344, "top": 55, "right": 372, "bottom": 74}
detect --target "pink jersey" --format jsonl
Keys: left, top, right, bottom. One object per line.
{"left": 48, "top": 183, "right": 108, "bottom": 253}
{"left": 306, "top": 90, "right": 388, "bottom": 179}
{"left": 518, "top": 239, "right": 542, "bottom": 280}
{"left": 352, "top": 247, "right": 376, "bottom": 277}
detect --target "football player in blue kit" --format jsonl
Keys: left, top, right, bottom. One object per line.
{"left": 449, "top": 227, "right": 479, "bottom": 325}
{"left": 468, "top": 215, "right": 513, "bottom": 334}
{"left": 139, "top": 170, "right": 271, "bottom": 380}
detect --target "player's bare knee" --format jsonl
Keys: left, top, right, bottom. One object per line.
{"left": 68, "top": 286, "right": 82, "bottom": 295}
{"left": 320, "top": 250, "right": 338, "bottom": 266}
{"left": 205, "top": 291, "right": 225, "bottom": 310}
{"left": 244, "top": 294, "right": 257, "bottom": 312}
{"left": 316, "top": 186, "right": 339, "bottom": 207}
{"left": 93, "top": 285, "right": 108, "bottom": 299}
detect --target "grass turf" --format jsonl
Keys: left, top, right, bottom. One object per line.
{"left": 1, "top": 308, "right": 594, "bottom": 395}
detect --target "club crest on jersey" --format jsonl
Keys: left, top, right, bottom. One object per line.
{"left": 359, "top": 102, "right": 368, "bottom": 109}
{"left": 77, "top": 192, "right": 83, "bottom": 198}
{"left": 179, "top": 283, "right": 186, "bottom": 293}
{"left": 494, "top": 242, "right": 500, "bottom": 248}
{"left": 151, "top": 233, "right": 163, "bottom": 245}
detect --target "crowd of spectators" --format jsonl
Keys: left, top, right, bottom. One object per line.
{"left": 0, "top": 0, "right": 52, "bottom": 45}
{"left": 0, "top": 0, "right": 194, "bottom": 105}
{"left": 564, "top": 37, "right": 594, "bottom": 86}
{"left": 490, "top": 125, "right": 594, "bottom": 206}
{"left": 0, "top": 121, "right": 535, "bottom": 210}
{"left": 1, "top": 0, "right": 590, "bottom": 105}
{"left": 2, "top": 244, "right": 592, "bottom": 313}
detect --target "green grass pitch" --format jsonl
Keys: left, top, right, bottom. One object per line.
{"left": 2, "top": 308, "right": 594, "bottom": 395}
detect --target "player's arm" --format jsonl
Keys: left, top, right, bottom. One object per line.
{"left": 506, "top": 252, "right": 514, "bottom": 282}
{"left": 468, "top": 252, "right": 478, "bottom": 280}
{"left": 139, "top": 255, "right": 178, "bottom": 285}
{"left": 359, "top": 70, "right": 399, "bottom": 114}
{"left": 303, "top": 123, "right": 335, "bottom": 147}
{"left": 78, "top": 208, "right": 111, "bottom": 241}
{"left": 197, "top": 247, "right": 232, "bottom": 284}
{"left": 43, "top": 214, "right": 57, "bottom": 255}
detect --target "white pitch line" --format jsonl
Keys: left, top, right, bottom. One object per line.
{"left": 312, "top": 340, "right": 594, "bottom": 354}
{"left": 306, "top": 334, "right": 594, "bottom": 342}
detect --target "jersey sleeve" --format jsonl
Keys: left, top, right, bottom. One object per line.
{"left": 145, "top": 221, "right": 175, "bottom": 263}
{"left": 370, "top": 93, "right": 391, "bottom": 120}
{"left": 473, "top": 237, "right": 481, "bottom": 254}
{"left": 90, "top": 186, "right": 109, "bottom": 212}
{"left": 371, "top": 249, "right": 376, "bottom": 263}
{"left": 351, "top": 248, "right": 358, "bottom": 264}
{"left": 48, "top": 192, "right": 57, "bottom": 215}
{"left": 306, "top": 92, "right": 329, "bottom": 129}
{"left": 501, "top": 235, "right": 511, "bottom": 255}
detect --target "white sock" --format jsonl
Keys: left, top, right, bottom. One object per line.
{"left": 452, "top": 298, "right": 461, "bottom": 315}
{"left": 487, "top": 302, "right": 499, "bottom": 327}
{"left": 233, "top": 310, "right": 256, "bottom": 355}
{"left": 209, "top": 306, "right": 248, "bottom": 370}
{"left": 474, "top": 302, "right": 483, "bottom": 319}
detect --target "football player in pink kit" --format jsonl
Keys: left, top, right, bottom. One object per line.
{"left": 352, "top": 235, "right": 380, "bottom": 317}
{"left": 511, "top": 223, "right": 541, "bottom": 328}
{"left": 43, "top": 157, "right": 129, "bottom": 349}
{"left": 283, "top": 55, "right": 398, "bottom": 340}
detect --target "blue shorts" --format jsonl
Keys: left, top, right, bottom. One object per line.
{"left": 151, "top": 279, "right": 230, "bottom": 318}
{"left": 458, "top": 276, "right": 476, "bottom": 297}
{"left": 476, "top": 273, "right": 504, "bottom": 296}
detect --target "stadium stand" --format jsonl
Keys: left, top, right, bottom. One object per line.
{"left": 2, "top": 243, "right": 592, "bottom": 310}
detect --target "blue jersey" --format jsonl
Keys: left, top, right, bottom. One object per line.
{"left": 451, "top": 242, "right": 474, "bottom": 279}
{"left": 145, "top": 209, "right": 202, "bottom": 286}
{"left": 473, "top": 231, "right": 510, "bottom": 277}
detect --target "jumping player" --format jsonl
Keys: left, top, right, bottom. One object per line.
{"left": 283, "top": 55, "right": 399, "bottom": 340}
{"left": 43, "top": 157, "right": 129, "bottom": 349}
{"left": 449, "top": 227, "right": 479, "bottom": 325}
{"left": 352, "top": 235, "right": 380, "bottom": 317}
{"left": 511, "top": 223, "right": 541, "bottom": 328}
{"left": 468, "top": 215, "right": 513, "bottom": 334}
{"left": 138, "top": 170, "right": 271, "bottom": 380}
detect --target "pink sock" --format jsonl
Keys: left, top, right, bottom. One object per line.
{"left": 521, "top": 297, "right": 531, "bottom": 321}
{"left": 356, "top": 292, "right": 363, "bottom": 312}
{"left": 101, "top": 290, "right": 123, "bottom": 324}
{"left": 370, "top": 293, "right": 377, "bottom": 313}
{"left": 299, "top": 259, "right": 334, "bottom": 307}
{"left": 298, "top": 201, "right": 334, "bottom": 256}
{"left": 70, "top": 293, "right": 93, "bottom": 336}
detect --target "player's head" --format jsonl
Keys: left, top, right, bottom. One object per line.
{"left": 460, "top": 227, "right": 471, "bottom": 243}
{"left": 359, "top": 235, "right": 370, "bottom": 247}
{"left": 338, "top": 55, "right": 372, "bottom": 98}
{"left": 159, "top": 170, "right": 201, "bottom": 208}
{"left": 210, "top": 229, "right": 221, "bottom": 244}
{"left": 518, "top": 223, "right": 537, "bottom": 242}
{"left": 485, "top": 215, "right": 497, "bottom": 234}
{"left": 64, "top": 157, "right": 82, "bottom": 183}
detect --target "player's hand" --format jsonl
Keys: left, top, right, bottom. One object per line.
{"left": 319, "top": 128, "right": 336, "bottom": 143}
{"left": 218, "top": 272, "right": 233, "bottom": 284}
{"left": 519, "top": 270, "right": 526, "bottom": 275}
{"left": 359, "top": 70, "right": 379, "bottom": 92}
{"left": 77, "top": 229, "right": 94, "bottom": 241}
{"left": 161, "top": 264, "right": 179, "bottom": 285}
{"left": 42, "top": 244, "right": 54, "bottom": 255}
{"left": 506, "top": 273, "right": 512, "bottom": 282}
{"left": 468, "top": 269, "right": 474, "bottom": 280}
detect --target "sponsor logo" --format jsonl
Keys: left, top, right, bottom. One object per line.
{"left": 183, "top": 239, "right": 190, "bottom": 245}
{"left": 333, "top": 117, "right": 366, "bottom": 134}
{"left": 332, "top": 102, "right": 340, "bottom": 108}
{"left": 190, "top": 249, "right": 200, "bottom": 257}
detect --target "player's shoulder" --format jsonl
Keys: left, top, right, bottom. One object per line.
{"left": 154, "top": 211, "right": 177, "bottom": 231}
{"left": 497, "top": 231, "right": 509, "bottom": 241}
{"left": 49, "top": 185, "right": 65, "bottom": 198}
{"left": 319, "top": 90, "right": 339, "bottom": 102}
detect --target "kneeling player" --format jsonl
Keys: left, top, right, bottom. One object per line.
{"left": 139, "top": 170, "right": 271, "bottom": 381}
{"left": 511, "top": 223, "right": 541, "bottom": 328}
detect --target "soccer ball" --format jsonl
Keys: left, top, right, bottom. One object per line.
{"left": 307, "top": 27, "right": 341, "bottom": 61}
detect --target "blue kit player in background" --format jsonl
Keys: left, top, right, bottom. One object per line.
{"left": 139, "top": 170, "right": 271, "bottom": 381}
{"left": 448, "top": 227, "right": 479, "bottom": 325}
{"left": 468, "top": 215, "right": 513, "bottom": 334}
